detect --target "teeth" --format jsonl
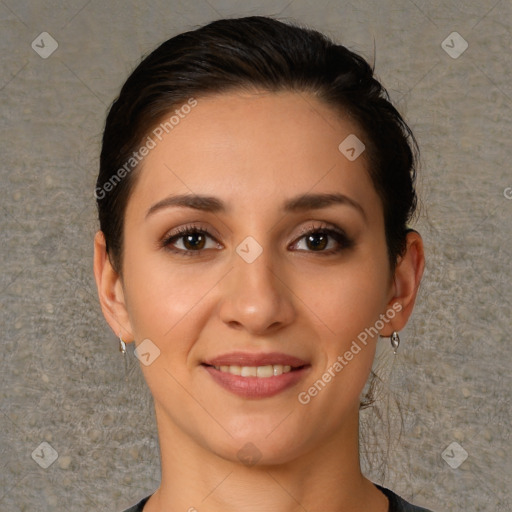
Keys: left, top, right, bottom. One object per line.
{"left": 213, "top": 364, "right": 293, "bottom": 377}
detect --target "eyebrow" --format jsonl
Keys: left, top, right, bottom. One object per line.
{"left": 146, "top": 192, "right": 366, "bottom": 221}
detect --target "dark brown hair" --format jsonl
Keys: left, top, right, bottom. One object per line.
{"left": 97, "top": 15, "right": 419, "bottom": 277}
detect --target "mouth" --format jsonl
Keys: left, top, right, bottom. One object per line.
{"left": 201, "top": 351, "right": 311, "bottom": 398}
{"left": 205, "top": 363, "right": 301, "bottom": 378}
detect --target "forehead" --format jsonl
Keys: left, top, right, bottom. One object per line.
{"left": 127, "top": 90, "right": 379, "bottom": 217}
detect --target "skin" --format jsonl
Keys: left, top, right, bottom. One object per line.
{"left": 94, "top": 90, "right": 424, "bottom": 512}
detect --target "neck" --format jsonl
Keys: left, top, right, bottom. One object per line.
{"left": 143, "top": 403, "right": 388, "bottom": 512}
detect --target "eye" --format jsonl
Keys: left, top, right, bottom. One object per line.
{"left": 162, "top": 225, "right": 221, "bottom": 256}
{"left": 291, "top": 223, "right": 354, "bottom": 254}
{"left": 161, "top": 222, "right": 353, "bottom": 257}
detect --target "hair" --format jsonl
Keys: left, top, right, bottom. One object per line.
{"left": 96, "top": 15, "right": 419, "bottom": 420}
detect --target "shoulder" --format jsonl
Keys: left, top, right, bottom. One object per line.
{"left": 121, "top": 487, "right": 435, "bottom": 512}
{"left": 120, "top": 494, "right": 152, "bottom": 512}
{"left": 374, "top": 483, "right": 436, "bottom": 512}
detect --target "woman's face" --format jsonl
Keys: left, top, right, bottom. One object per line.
{"left": 117, "top": 90, "right": 398, "bottom": 463}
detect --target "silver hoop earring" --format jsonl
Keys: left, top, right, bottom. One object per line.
{"left": 390, "top": 331, "right": 400, "bottom": 355}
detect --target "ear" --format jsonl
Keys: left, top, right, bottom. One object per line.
{"left": 93, "top": 230, "right": 134, "bottom": 343}
{"left": 381, "top": 230, "right": 425, "bottom": 336}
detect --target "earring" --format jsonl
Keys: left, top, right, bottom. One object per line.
{"left": 390, "top": 331, "right": 400, "bottom": 354}
{"left": 118, "top": 333, "right": 129, "bottom": 379}
{"left": 118, "top": 334, "right": 127, "bottom": 354}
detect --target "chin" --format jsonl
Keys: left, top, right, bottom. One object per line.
{"left": 204, "top": 428, "right": 309, "bottom": 468}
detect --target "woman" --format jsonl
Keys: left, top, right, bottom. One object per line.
{"left": 93, "top": 16, "right": 430, "bottom": 512}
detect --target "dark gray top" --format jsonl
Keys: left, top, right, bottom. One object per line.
{"left": 121, "top": 483, "right": 434, "bottom": 511}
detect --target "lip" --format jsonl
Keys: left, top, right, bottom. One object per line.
{"left": 202, "top": 351, "right": 309, "bottom": 368}
{"left": 202, "top": 365, "right": 310, "bottom": 398}
{"left": 201, "top": 351, "right": 311, "bottom": 399}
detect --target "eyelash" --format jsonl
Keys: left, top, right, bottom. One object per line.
{"left": 161, "top": 222, "right": 354, "bottom": 257}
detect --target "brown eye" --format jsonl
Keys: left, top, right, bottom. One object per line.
{"left": 304, "top": 232, "right": 329, "bottom": 251}
{"left": 181, "top": 232, "right": 206, "bottom": 250}
{"left": 291, "top": 226, "right": 354, "bottom": 255}
{"left": 162, "top": 226, "right": 220, "bottom": 255}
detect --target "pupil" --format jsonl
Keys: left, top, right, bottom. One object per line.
{"left": 185, "top": 234, "right": 204, "bottom": 250}
{"left": 307, "top": 233, "right": 327, "bottom": 250}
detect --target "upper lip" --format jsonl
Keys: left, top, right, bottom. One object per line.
{"left": 203, "top": 351, "right": 309, "bottom": 368}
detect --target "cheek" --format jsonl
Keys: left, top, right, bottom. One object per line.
{"left": 299, "top": 260, "right": 391, "bottom": 342}
{"left": 122, "top": 249, "right": 220, "bottom": 347}
{"left": 293, "top": 261, "right": 390, "bottom": 422}
{"left": 295, "top": 255, "right": 391, "bottom": 403}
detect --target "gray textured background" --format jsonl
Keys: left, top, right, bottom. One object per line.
{"left": 1, "top": 1, "right": 511, "bottom": 511}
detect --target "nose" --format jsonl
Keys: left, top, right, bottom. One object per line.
{"left": 218, "top": 243, "right": 296, "bottom": 336}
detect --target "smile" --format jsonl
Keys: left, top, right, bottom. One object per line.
{"left": 212, "top": 364, "right": 293, "bottom": 377}
{"left": 202, "top": 361, "right": 310, "bottom": 399}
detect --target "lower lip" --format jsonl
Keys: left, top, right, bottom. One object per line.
{"left": 202, "top": 365, "right": 310, "bottom": 399}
